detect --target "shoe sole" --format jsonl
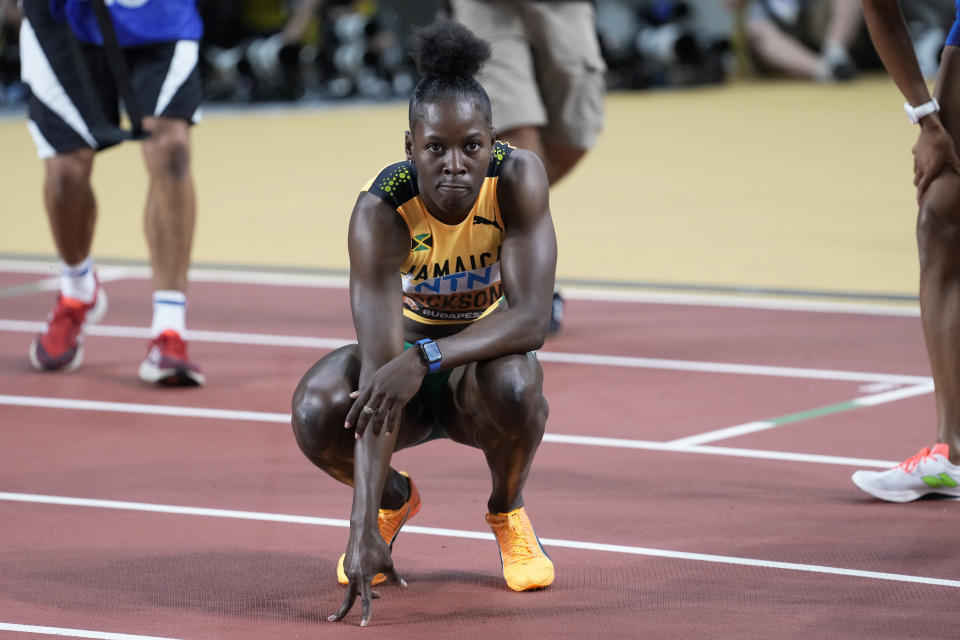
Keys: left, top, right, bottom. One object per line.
{"left": 28, "top": 290, "right": 108, "bottom": 373}
{"left": 87, "top": 289, "right": 109, "bottom": 326}
{"left": 29, "top": 340, "right": 84, "bottom": 372}
{"left": 496, "top": 541, "right": 555, "bottom": 592}
{"left": 851, "top": 473, "right": 960, "bottom": 502}
{"left": 138, "top": 361, "right": 206, "bottom": 387}
{"left": 498, "top": 549, "right": 555, "bottom": 592}
{"left": 504, "top": 576, "right": 554, "bottom": 592}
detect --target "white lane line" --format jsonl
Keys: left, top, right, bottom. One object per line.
{"left": 0, "top": 492, "right": 348, "bottom": 526}
{"left": 543, "top": 433, "right": 898, "bottom": 467}
{"left": 2, "top": 492, "right": 957, "bottom": 589}
{"left": 0, "top": 319, "right": 930, "bottom": 384}
{"left": 0, "top": 394, "right": 290, "bottom": 424}
{"left": 0, "top": 261, "right": 350, "bottom": 289}
{"left": 0, "top": 394, "right": 899, "bottom": 468}
{"left": 0, "top": 319, "right": 354, "bottom": 350}
{"left": 0, "top": 623, "right": 184, "bottom": 640}
{"left": 536, "top": 350, "right": 930, "bottom": 384}
{"left": 561, "top": 286, "right": 920, "bottom": 317}
{"left": 668, "top": 382, "right": 936, "bottom": 447}
{"left": 665, "top": 421, "right": 777, "bottom": 447}
{"left": 0, "top": 268, "right": 130, "bottom": 300}
{"left": 0, "top": 258, "right": 920, "bottom": 316}
{"left": 853, "top": 381, "right": 936, "bottom": 406}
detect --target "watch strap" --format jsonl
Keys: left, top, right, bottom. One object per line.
{"left": 904, "top": 98, "right": 940, "bottom": 124}
{"left": 414, "top": 338, "right": 442, "bottom": 373}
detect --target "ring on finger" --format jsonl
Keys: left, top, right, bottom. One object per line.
{"left": 361, "top": 405, "right": 379, "bottom": 416}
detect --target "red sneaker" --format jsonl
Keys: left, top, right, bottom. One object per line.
{"left": 138, "top": 329, "right": 205, "bottom": 386}
{"left": 29, "top": 288, "right": 108, "bottom": 372}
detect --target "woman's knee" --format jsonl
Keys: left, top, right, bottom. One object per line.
{"left": 918, "top": 176, "right": 960, "bottom": 269}
{"left": 291, "top": 347, "right": 358, "bottom": 461}
{"left": 474, "top": 354, "right": 548, "bottom": 433}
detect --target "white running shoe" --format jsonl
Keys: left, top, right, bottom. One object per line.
{"left": 852, "top": 444, "right": 960, "bottom": 502}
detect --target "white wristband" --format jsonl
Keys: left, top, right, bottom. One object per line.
{"left": 904, "top": 98, "right": 940, "bottom": 124}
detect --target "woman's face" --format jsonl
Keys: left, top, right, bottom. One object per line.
{"left": 405, "top": 97, "right": 494, "bottom": 222}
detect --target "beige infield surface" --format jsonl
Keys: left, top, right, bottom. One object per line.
{"left": 0, "top": 74, "right": 924, "bottom": 298}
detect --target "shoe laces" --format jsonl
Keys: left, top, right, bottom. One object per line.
{"left": 897, "top": 446, "right": 936, "bottom": 472}
{"left": 155, "top": 330, "right": 188, "bottom": 360}
{"left": 501, "top": 511, "right": 537, "bottom": 562}
{"left": 46, "top": 297, "right": 87, "bottom": 345}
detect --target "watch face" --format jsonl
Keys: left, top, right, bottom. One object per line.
{"left": 421, "top": 340, "right": 442, "bottom": 363}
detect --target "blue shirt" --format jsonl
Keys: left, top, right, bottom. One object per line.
{"left": 50, "top": 0, "right": 203, "bottom": 47}
{"left": 949, "top": 1, "right": 960, "bottom": 48}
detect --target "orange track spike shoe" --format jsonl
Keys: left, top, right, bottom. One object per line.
{"left": 486, "top": 506, "right": 554, "bottom": 592}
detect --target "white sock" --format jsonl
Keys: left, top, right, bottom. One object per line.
{"left": 151, "top": 290, "right": 187, "bottom": 338}
{"left": 822, "top": 42, "right": 852, "bottom": 67}
{"left": 60, "top": 257, "right": 97, "bottom": 303}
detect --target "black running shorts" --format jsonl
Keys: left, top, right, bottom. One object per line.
{"left": 20, "top": 1, "right": 202, "bottom": 158}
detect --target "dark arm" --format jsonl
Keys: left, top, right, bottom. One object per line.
{"left": 331, "top": 191, "right": 414, "bottom": 625}
{"left": 861, "top": 0, "right": 932, "bottom": 106}
{"left": 346, "top": 190, "right": 414, "bottom": 523}
{"left": 862, "top": 0, "right": 960, "bottom": 197}
{"left": 430, "top": 148, "right": 558, "bottom": 365}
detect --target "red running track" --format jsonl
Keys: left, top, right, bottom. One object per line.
{"left": 0, "top": 269, "right": 955, "bottom": 639}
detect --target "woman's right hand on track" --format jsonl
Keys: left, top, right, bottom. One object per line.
{"left": 328, "top": 529, "right": 407, "bottom": 627}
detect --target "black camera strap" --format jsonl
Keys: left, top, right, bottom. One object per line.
{"left": 88, "top": 0, "right": 148, "bottom": 140}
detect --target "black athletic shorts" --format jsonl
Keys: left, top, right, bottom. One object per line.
{"left": 19, "top": 1, "right": 202, "bottom": 158}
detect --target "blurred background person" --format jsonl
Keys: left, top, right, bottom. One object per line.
{"left": 20, "top": 0, "right": 205, "bottom": 386}
{"left": 197, "top": 0, "right": 420, "bottom": 102}
{"left": 199, "top": 0, "right": 323, "bottom": 101}
{"left": 449, "top": 0, "right": 606, "bottom": 334}
{"left": 0, "top": 0, "right": 23, "bottom": 106}
{"left": 725, "top": 0, "right": 864, "bottom": 81}
{"left": 900, "top": 0, "right": 957, "bottom": 79}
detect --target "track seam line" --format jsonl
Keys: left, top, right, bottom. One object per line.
{"left": 0, "top": 319, "right": 931, "bottom": 384}
{"left": 0, "top": 622, "right": 186, "bottom": 639}
{"left": 1, "top": 492, "right": 957, "bottom": 588}
{"left": 0, "top": 394, "right": 900, "bottom": 467}
{"left": 0, "top": 259, "right": 920, "bottom": 315}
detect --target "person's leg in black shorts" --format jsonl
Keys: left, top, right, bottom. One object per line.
{"left": 20, "top": 0, "right": 204, "bottom": 385}
{"left": 126, "top": 40, "right": 204, "bottom": 386}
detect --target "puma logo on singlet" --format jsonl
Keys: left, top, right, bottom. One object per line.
{"left": 473, "top": 216, "right": 503, "bottom": 232}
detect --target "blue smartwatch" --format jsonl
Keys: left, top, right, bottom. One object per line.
{"left": 414, "top": 338, "right": 442, "bottom": 373}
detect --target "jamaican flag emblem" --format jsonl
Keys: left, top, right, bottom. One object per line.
{"left": 411, "top": 233, "right": 432, "bottom": 252}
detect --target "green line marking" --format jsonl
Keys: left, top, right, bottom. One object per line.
{"left": 768, "top": 401, "right": 859, "bottom": 426}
